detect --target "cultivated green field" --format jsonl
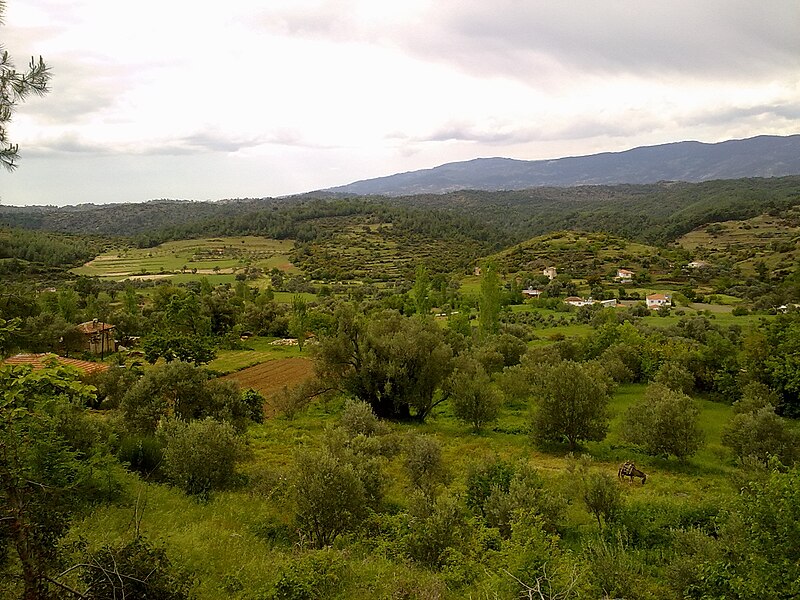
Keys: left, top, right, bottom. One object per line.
{"left": 72, "top": 236, "right": 297, "bottom": 281}
{"left": 207, "top": 336, "right": 304, "bottom": 374}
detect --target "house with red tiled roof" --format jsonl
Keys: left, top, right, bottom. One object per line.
{"left": 646, "top": 293, "right": 672, "bottom": 309}
{"left": 2, "top": 353, "right": 109, "bottom": 376}
{"left": 76, "top": 319, "right": 116, "bottom": 355}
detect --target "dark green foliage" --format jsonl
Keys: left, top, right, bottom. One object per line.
{"left": 404, "top": 493, "right": 467, "bottom": 569}
{"left": 403, "top": 434, "right": 448, "bottom": 497}
{"left": 721, "top": 406, "right": 798, "bottom": 465}
{"left": 529, "top": 361, "right": 612, "bottom": 450}
{"left": 84, "top": 364, "right": 143, "bottom": 409}
{"left": 482, "top": 464, "right": 566, "bottom": 536}
{"left": 158, "top": 418, "right": 246, "bottom": 497}
{"left": 465, "top": 458, "right": 515, "bottom": 517}
{"left": 241, "top": 388, "right": 266, "bottom": 424}
{"left": 339, "top": 399, "right": 388, "bottom": 438}
{"left": 0, "top": 364, "right": 116, "bottom": 599}
{"left": 623, "top": 384, "right": 704, "bottom": 460}
{"left": 478, "top": 262, "right": 501, "bottom": 337}
{"left": 653, "top": 360, "right": 695, "bottom": 395}
{"left": 447, "top": 358, "right": 502, "bottom": 432}
{"left": 689, "top": 465, "right": 800, "bottom": 599}
{"left": 142, "top": 332, "right": 216, "bottom": 366}
{"left": 758, "top": 313, "right": 800, "bottom": 415}
{"left": 291, "top": 449, "right": 372, "bottom": 548}
{"left": 581, "top": 472, "right": 622, "bottom": 529}
{"left": 613, "top": 499, "right": 719, "bottom": 550}
{"left": 81, "top": 536, "right": 193, "bottom": 600}
{"left": 116, "top": 434, "right": 164, "bottom": 476}
{"left": 314, "top": 306, "right": 453, "bottom": 420}
{"left": 120, "top": 362, "right": 251, "bottom": 434}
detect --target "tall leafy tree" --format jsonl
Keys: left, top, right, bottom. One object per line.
{"left": 0, "top": 363, "right": 109, "bottom": 599}
{"left": 478, "top": 262, "right": 501, "bottom": 337}
{"left": 529, "top": 360, "right": 612, "bottom": 450}
{"left": 314, "top": 306, "right": 453, "bottom": 420}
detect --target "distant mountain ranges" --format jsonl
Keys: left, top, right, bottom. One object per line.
{"left": 323, "top": 134, "right": 800, "bottom": 196}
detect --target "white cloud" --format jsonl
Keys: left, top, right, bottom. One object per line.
{"left": 1, "top": 0, "right": 799, "bottom": 205}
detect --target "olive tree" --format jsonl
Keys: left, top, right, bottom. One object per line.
{"left": 529, "top": 361, "right": 613, "bottom": 450}
{"left": 448, "top": 358, "right": 502, "bottom": 432}
{"left": 158, "top": 418, "right": 247, "bottom": 497}
{"left": 623, "top": 384, "right": 704, "bottom": 460}
{"left": 291, "top": 449, "right": 370, "bottom": 548}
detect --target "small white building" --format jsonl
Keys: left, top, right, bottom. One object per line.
{"left": 646, "top": 293, "right": 672, "bottom": 309}
{"left": 616, "top": 269, "right": 634, "bottom": 282}
{"left": 687, "top": 261, "right": 709, "bottom": 269}
{"left": 543, "top": 267, "right": 557, "bottom": 280}
{"left": 522, "top": 288, "right": 542, "bottom": 298}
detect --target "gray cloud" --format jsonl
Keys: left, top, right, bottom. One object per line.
{"left": 429, "top": 1, "right": 800, "bottom": 81}
{"left": 261, "top": 1, "right": 800, "bottom": 84}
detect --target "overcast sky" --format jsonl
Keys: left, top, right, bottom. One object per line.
{"left": 2, "top": 0, "right": 799, "bottom": 206}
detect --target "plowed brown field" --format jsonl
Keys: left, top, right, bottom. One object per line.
{"left": 222, "top": 357, "right": 314, "bottom": 415}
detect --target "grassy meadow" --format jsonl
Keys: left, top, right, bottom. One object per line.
{"left": 68, "top": 381, "right": 741, "bottom": 599}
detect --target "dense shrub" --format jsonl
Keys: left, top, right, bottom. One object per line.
{"left": 402, "top": 434, "right": 448, "bottom": 498}
{"left": 116, "top": 434, "right": 164, "bottom": 476}
{"left": 271, "top": 549, "right": 345, "bottom": 600}
{"left": 158, "top": 418, "right": 247, "bottom": 497}
{"left": 623, "top": 384, "right": 704, "bottom": 460}
{"left": 291, "top": 449, "right": 371, "bottom": 548}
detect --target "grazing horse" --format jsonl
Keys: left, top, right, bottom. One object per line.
{"left": 618, "top": 461, "right": 647, "bottom": 484}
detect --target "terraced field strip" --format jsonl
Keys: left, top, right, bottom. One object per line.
{"left": 73, "top": 236, "right": 297, "bottom": 280}
{"left": 222, "top": 357, "right": 314, "bottom": 416}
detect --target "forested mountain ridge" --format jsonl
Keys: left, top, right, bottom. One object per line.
{"left": 3, "top": 177, "right": 800, "bottom": 250}
{"left": 325, "top": 134, "right": 800, "bottom": 195}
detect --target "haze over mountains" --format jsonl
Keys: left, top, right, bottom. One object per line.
{"left": 324, "top": 134, "right": 800, "bottom": 196}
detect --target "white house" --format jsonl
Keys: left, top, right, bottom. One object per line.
{"left": 646, "top": 293, "right": 672, "bottom": 309}
{"left": 616, "top": 268, "right": 634, "bottom": 282}
{"left": 522, "top": 288, "right": 542, "bottom": 298}
{"left": 543, "top": 267, "right": 557, "bottom": 280}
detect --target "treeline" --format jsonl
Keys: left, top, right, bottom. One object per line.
{"left": 0, "top": 227, "right": 107, "bottom": 269}
{"left": 4, "top": 177, "right": 799, "bottom": 249}
{"left": 391, "top": 176, "right": 800, "bottom": 244}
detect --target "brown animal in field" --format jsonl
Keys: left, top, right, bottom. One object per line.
{"left": 618, "top": 461, "right": 646, "bottom": 484}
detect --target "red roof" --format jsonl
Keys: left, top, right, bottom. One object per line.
{"left": 2, "top": 353, "right": 109, "bottom": 376}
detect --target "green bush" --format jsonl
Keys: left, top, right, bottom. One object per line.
{"left": 158, "top": 418, "right": 247, "bottom": 497}
{"left": 271, "top": 549, "right": 345, "bottom": 600}
{"left": 403, "top": 434, "right": 448, "bottom": 497}
{"left": 623, "top": 384, "right": 704, "bottom": 460}
{"left": 292, "top": 449, "right": 370, "bottom": 548}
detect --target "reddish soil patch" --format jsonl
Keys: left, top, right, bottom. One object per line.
{"left": 222, "top": 357, "right": 315, "bottom": 416}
